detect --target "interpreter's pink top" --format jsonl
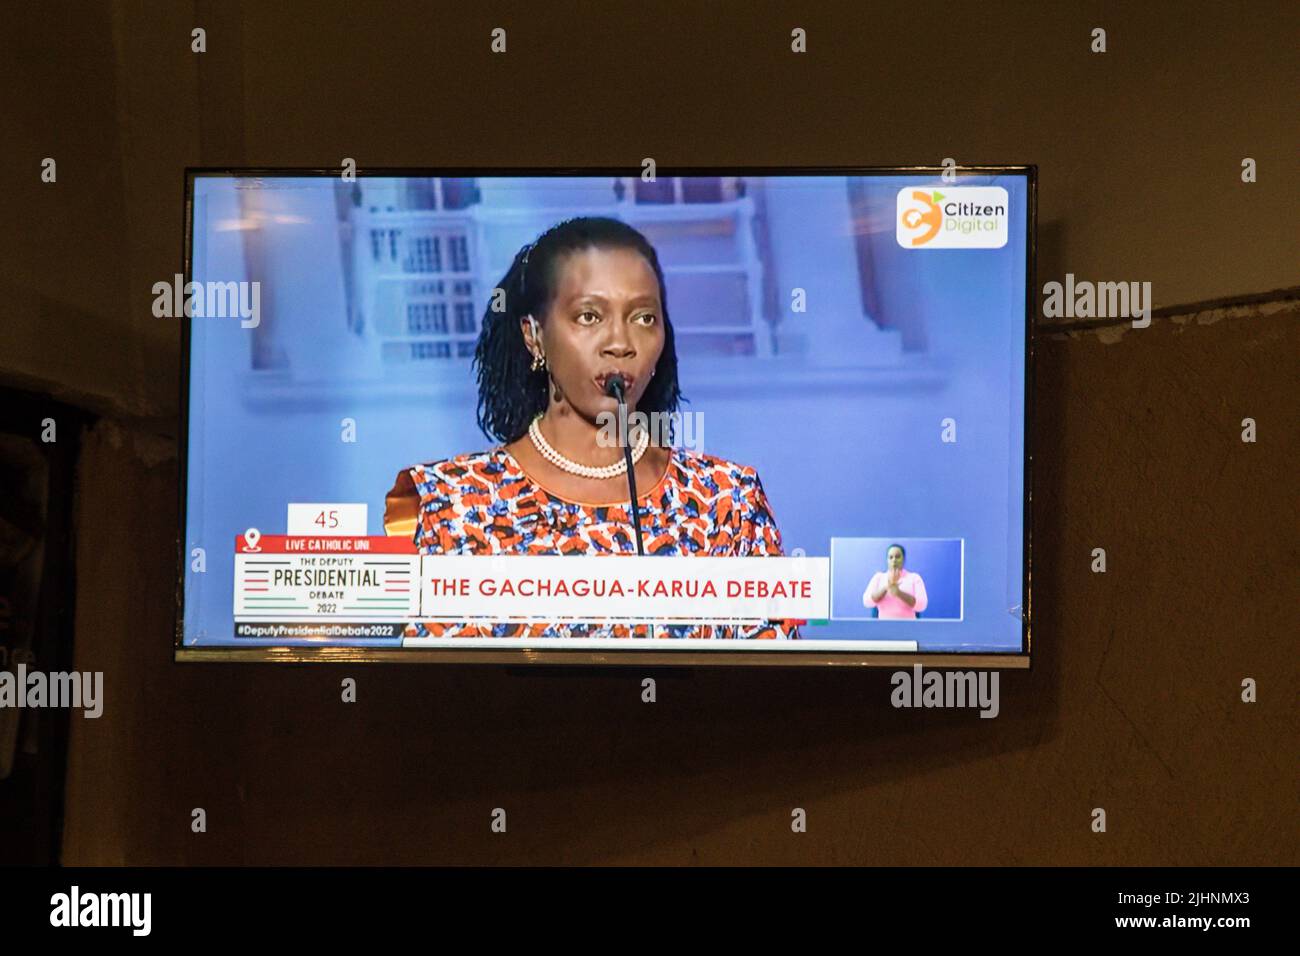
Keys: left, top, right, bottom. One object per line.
{"left": 863, "top": 570, "right": 929, "bottom": 619}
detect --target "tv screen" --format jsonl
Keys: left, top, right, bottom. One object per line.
{"left": 177, "top": 167, "right": 1033, "bottom": 665}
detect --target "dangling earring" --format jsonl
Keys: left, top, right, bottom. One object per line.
{"left": 527, "top": 315, "right": 547, "bottom": 372}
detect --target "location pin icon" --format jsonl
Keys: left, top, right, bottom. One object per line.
{"left": 243, "top": 527, "right": 261, "bottom": 550}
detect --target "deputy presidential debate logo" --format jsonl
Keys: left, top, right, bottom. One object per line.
{"left": 897, "top": 186, "right": 1009, "bottom": 249}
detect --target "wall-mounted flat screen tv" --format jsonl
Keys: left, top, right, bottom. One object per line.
{"left": 176, "top": 167, "right": 1034, "bottom": 666}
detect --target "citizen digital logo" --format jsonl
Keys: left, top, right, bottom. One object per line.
{"left": 897, "top": 186, "right": 1010, "bottom": 249}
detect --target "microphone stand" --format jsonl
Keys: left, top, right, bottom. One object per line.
{"left": 609, "top": 379, "right": 652, "bottom": 638}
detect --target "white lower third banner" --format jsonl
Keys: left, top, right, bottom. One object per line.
{"left": 418, "top": 555, "right": 830, "bottom": 623}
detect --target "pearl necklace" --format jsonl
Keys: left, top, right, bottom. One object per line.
{"left": 528, "top": 414, "right": 649, "bottom": 480}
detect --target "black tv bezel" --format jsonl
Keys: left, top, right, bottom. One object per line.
{"left": 175, "top": 165, "right": 1036, "bottom": 669}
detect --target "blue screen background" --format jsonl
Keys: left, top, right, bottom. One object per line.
{"left": 183, "top": 173, "right": 1028, "bottom": 651}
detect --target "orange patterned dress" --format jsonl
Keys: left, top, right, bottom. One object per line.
{"left": 388, "top": 447, "right": 799, "bottom": 639}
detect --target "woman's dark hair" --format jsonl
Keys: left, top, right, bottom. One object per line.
{"left": 887, "top": 543, "right": 906, "bottom": 560}
{"left": 474, "top": 216, "right": 683, "bottom": 443}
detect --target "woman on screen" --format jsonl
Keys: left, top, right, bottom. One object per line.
{"left": 863, "top": 544, "right": 928, "bottom": 620}
{"left": 384, "top": 216, "right": 797, "bottom": 639}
